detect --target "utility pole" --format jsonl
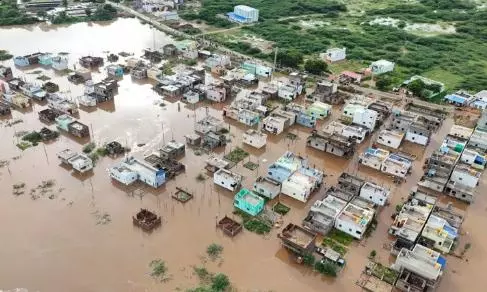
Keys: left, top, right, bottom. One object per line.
{"left": 272, "top": 47, "right": 278, "bottom": 82}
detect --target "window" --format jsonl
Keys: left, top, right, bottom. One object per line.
{"left": 356, "top": 231, "right": 361, "bottom": 235}
{"left": 459, "top": 177, "right": 463, "bottom": 181}
{"left": 462, "top": 194, "right": 466, "bottom": 198}
{"left": 369, "top": 196, "right": 372, "bottom": 199}
{"left": 388, "top": 140, "right": 391, "bottom": 144}
{"left": 349, "top": 228, "right": 352, "bottom": 232}
{"left": 339, "top": 224, "right": 342, "bottom": 227}
{"left": 438, "top": 242, "right": 442, "bottom": 246}
{"left": 412, "top": 137, "right": 415, "bottom": 140}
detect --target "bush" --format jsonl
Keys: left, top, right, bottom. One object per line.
{"left": 369, "top": 250, "right": 377, "bottom": 258}
{"left": 206, "top": 243, "right": 223, "bottom": 260}
{"left": 304, "top": 58, "right": 327, "bottom": 75}
{"left": 211, "top": 273, "right": 230, "bottom": 291}
{"left": 83, "top": 142, "right": 96, "bottom": 153}
{"left": 303, "top": 253, "right": 315, "bottom": 266}
{"left": 314, "top": 261, "right": 338, "bottom": 277}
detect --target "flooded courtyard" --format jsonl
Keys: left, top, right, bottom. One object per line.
{"left": 0, "top": 18, "right": 486, "bottom": 292}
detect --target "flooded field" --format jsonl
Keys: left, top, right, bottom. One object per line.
{"left": 0, "top": 18, "right": 486, "bottom": 292}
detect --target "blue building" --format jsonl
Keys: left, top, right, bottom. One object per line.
{"left": 296, "top": 112, "right": 316, "bottom": 128}
{"left": 227, "top": 5, "right": 259, "bottom": 23}
{"left": 267, "top": 151, "right": 305, "bottom": 183}
{"left": 444, "top": 91, "right": 473, "bottom": 107}
{"left": 39, "top": 53, "right": 53, "bottom": 66}
{"left": 234, "top": 188, "right": 265, "bottom": 216}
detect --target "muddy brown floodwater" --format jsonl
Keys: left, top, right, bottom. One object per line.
{"left": 0, "top": 18, "right": 485, "bottom": 292}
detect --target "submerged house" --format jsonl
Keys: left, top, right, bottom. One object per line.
{"left": 79, "top": 56, "right": 103, "bottom": 68}
{"left": 0, "top": 65, "right": 13, "bottom": 81}
{"left": 381, "top": 153, "right": 412, "bottom": 178}
{"left": 377, "top": 129, "right": 405, "bottom": 149}
{"left": 242, "top": 129, "right": 267, "bottom": 149}
{"left": 13, "top": 52, "right": 43, "bottom": 67}
{"left": 267, "top": 151, "right": 304, "bottom": 183}
{"left": 359, "top": 182, "right": 390, "bottom": 206}
{"left": 106, "top": 64, "right": 124, "bottom": 77}
{"left": 335, "top": 197, "right": 375, "bottom": 240}
{"left": 159, "top": 140, "right": 185, "bottom": 160}
{"left": 109, "top": 156, "right": 166, "bottom": 188}
{"left": 303, "top": 195, "right": 348, "bottom": 235}
{"left": 309, "top": 80, "right": 340, "bottom": 104}
{"left": 278, "top": 223, "right": 317, "bottom": 255}
{"left": 214, "top": 168, "right": 243, "bottom": 192}
{"left": 234, "top": 188, "right": 265, "bottom": 216}
{"left": 392, "top": 244, "right": 445, "bottom": 292}
{"left": 359, "top": 147, "right": 390, "bottom": 171}
{"left": 253, "top": 176, "right": 281, "bottom": 199}
{"left": 52, "top": 56, "right": 69, "bottom": 71}
{"left": 281, "top": 167, "right": 323, "bottom": 203}
{"left": 306, "top": 101, "right": 331, "bottom": 119}
{"left": 419, "top": 214, "right": 458, "bottom": 254}
{"left": 307, "top": 131, "right": 356, "bottom": 158}
{"left": 262, "top": 115, "right": 287, "bottom": 135}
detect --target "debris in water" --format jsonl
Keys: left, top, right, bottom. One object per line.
{"left": 5, "top": 119, "right": 23, "bottom": 127}
{"left": 137, "top": 143, "right": 146, "bottom": 147}
{"left": 12, "top": 183, "right": 26, "bottom": 196}
{"left": 93, "top": 210, "right": 112, "bottom": 225}
{"left": 0, "top": 160, "right": 9, "bottom": 168}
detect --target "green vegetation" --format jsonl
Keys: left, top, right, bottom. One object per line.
{"left": 370, "top": 262, "right": 399, "bottom": 285}
{"left": 196, "top": 173, "right": 207, "bottom": 181}
{"left": 83, "top": 142, "right": 96, "bottom": 154}
{"left": 304, "top": 58, "right": 327, "bottom": 75}
{"left": 303, "top": 253, "right": 316, "bottom": 267}
{"left": 0, "top": 0, "right": 38, "bottom": 26}
{"left": 223, "top": 147, "right": 248, "bottom": 163}
{"left": 51, "top": 4, "right": 117, "bottom": 24}
{"left": 16, "top": 141, "right": 31, "bottom": 150}
{"left": 369, "top": 250, "right": 377, "bottom": 259}
{"left": 328, "top": 229, "right": 354, "bottom": 246}
{"left": 149, "top": 259, "right": 170, "bottom": 282}
{"left": 234, "top": 209, "right": 271, "bottom": 234}
{"left": 0, "top": 49, "right": 13, "bottom": 61}
{"left": 192, "top": 0, "right": 487, "bottom": 91}
{"left": 96, "top": 147, "right": 108, "bottom": 157}
{"left": 395, "top": 203, "right": 403, "bottom": 213}
{"left": 211, "top": 273, "right": 230, "bottom": 291}
{"left": 243, "top": 161, "right": 259, "bottom": 170}
{"left": 314, "top": 261, "right": 338, "bottom": 277}
{"left": 322, "top": 237, "right": 347, "bottom": 256}
{"left": 206, "top": 243, "right": 223, "bottom": 260}
{"left": 272, "top": 202, "right": 290, "bottom": 215}
{"left": 364, "top": 217, "right": 378, "bottom": 238}
{"left": 21, "top": 131, "right": 43, "bottom": 146}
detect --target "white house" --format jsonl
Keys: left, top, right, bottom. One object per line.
{"left": 253, "top": 176, "right": 281, "bottom": 199}
{"left": 352, "top": 108, "right": 378, "bottom": 130}
{"left": 147, "top": 66, "right": 161, "bottom": 81}
{"left": 359, "top": 148, "right": 390, "bottom": 171}
{"left": 334, "top": 197, "right": 375, "bottom": 240}
{"left": 109, "top": 156, "right": 166, "bottom": 188}
{"left": 57, "top": 149, "right": 77, "bottom": 164}
{"left": 262, "top": 116, "right": 286, "bottom": 135}
{"left": 206, "top": 85, "right": 227, "bottom": 102}
{"left": 281, "top": 171, "right": 317, "bottom": 202}
{"left": 303, "top": 195, "right": 348, "bottom": 235}
{"left": 342, "top": 124, "right": 369, "bottom": 143}
{"left": 243, "top": 129, "right": 267, "bottom": 149}
{"left": 369, "top": 59, "right": 395, "bottom": 74}
{"left": 320, "top": 47, "right": 346, "bottom": 63}
{"left": 405, "top": 122, "right": 431, "bottom": 146}
{"left": 449, "top": 164, "right": 480, "bottom": 188}
{"left": 67, "top": 153, "right": 93, "bottom": 173}
{"left": 460, "top": 148, "right": 486, "bottom": 170}
{"left": 228, "top": 5, "right": 259, "bottom": 23}
{"left": 359, "top": 182, "right": 390, "bottom": 206}
{"left": 214, "top": 168, "right": 243, "bottom": 192}
{"left": 377, "top": 129, "right": 404, "bottom": 149}
{"left": 381, "top": 154, "right": 412, "bottom": 178}
{"left": 52, "top": 56, "right": 68, "bottom": 71}
{"left": 468, "top": 129, "right": 487, "bottom": 152}
{"left": 449, "top": 124, "right": 473, "bottom": 141}
{"left": 420, "top": 214, "right": 458, "bottom": 254}
{"left": 278, "top": 83, "right": 299, "bottom": 101}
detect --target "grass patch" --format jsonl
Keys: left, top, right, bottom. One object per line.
{"left": 371, "top": 262, "right": 399, "bottom": 285}
{"left": 196, "top": 173, "right": 207, "bottom": 181}
{"left": 0, "top": 49, "right": 13, "bottom": 61}
{"left": 16, "top": 141, "right": 32, "bottom": 151}
{"left": 272, "top": 202, "right": 290, "bottom": 215}
{"left": 286, "top": 133, "right": 298, "bottom": 140}
{"left": 82, "top": 142, "right": 96, "bottom": 154}
{"left": 243, "top": 161, "right": 259, "bottom": 170}
{"left": 223, "top": 147, "right": 249, "bottom": 164}
{"left": 314, "top": 261, "right": 338, "bottom": 277}
{"left": 21, "top": 131, "right": 42, "bottom": 146}
{"left": 206, "top": 243, "right": 223, "bottom": 260}
{"left": 149, "top": 259, "right": 171, "bottom": 282}
{"left": 328, "top": 229, "right": 354, "bottom": 246}
{"left": 96, "top": 147, "right": 108, "bottom": 157}
{"left": 36, "top": 75, "right": 51, "bottom": 81}
{"left": 322, "top": 237, "right": 347, "bottom": 256}
{"left": 233, "top": 209, "right": 272, "bottom": 235}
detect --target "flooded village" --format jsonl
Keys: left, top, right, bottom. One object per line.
{"left": 1, "top": 16, "right": 487, "bottom": 292}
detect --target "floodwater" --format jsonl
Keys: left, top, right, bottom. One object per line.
{"left": 0, "top": 18, "right": 485, "bottom": 292}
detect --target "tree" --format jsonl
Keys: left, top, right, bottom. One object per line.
{"left": 85, "top": 8, "right": 92, "bottom": 17}
{"left": 303, "top": 253, "right": 316, "bottom": 267}
{"left": 375, "top": 75, "right": 392, "bottom": 91}
{"left": 36, "top": 10, "right": 47, "bottom": 19}
{"left": 62, "top": 0, "right": 68, "bottom": 8}
{"left": 407, "top": 79, "right": 426, "bottom": 97}
{"left": 277, "top": 50, "right": 303, "bottom": 68}
{"left": 304, "top": 59, "right": 327, "bottom": 75}
{"left": 211, "top": 273, "right": 230, "bottom": 291}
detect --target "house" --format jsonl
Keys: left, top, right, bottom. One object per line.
{"left": 306, "top": 131, "right": 356, "bottom": 158}
{"left": 405, "top": 121, "right": 431, "bottom": 146}
{"left": 131, "top": 63, "right": 149, "bottom": 80}
{"left": 308, "top": 80, "right": 340, "bottom": 104}
{"left": 109, "top": 156, "right": 166, "bottom": 188}
{"left": 369, "top": 59, "right": 395, "bottom": 74}
{"left": 391, "top": 110, "right": 417, "bottom": 132}
{"left": 303, "top": 195, "right": 347, "bottom": 235}
{"left": 449, "top": 164, "right": 481, "bottom": 189}
{"left": 106, "top": 64, "right": 124, "bottom": 77}
{"left": 92, "top": 79, "right": 118, "bottom": 102}
{"left": 0, "top": 66, "right": 13, "bottom": 81}
{"left": 2, "top": 91, "right": 30, "bottom": 108}
{"left": 52, "top": 56, "right": 68, "bottom": 71}
{"left": 470, "top": 90, "right": 487, "bottom": 109}
{"left": 20, "top": 83, "right": 47, "bottom": 101}
{"left": 13, "top": 52, "right": 42, "bottom": 67}
{"left": 352, "top": 107, "right": 378, "bottom": 130}
{"left": 194, "top": 115, "right": 225, "bottom": 135}
{"left": 205, "top": 154, "right": 230, "bottom": 173}
{"left": 68, "top": 121, "right": 89, "bottom": 138}
{"left": 381, "top": 153, "right": 412, "bottom": 178}
{"left": 162, "top": 44, "right": 177, "bottom": 57}
{"left": 419, "top": 146, "right": 461, "bottom": 192}
{"left": 306, "top": 101, "right": 331, "bottom": 119}
{"left": 325, "top": 186, "right": 356, "bottom": 203}
{"left": 284, "top": 103, "right": 316, "bottom": 128}
{"left": 449, "top": 124, "right": 473, "bottom": 141}
{"left": 205, "top": 54, "right": 231, "bottom": 69}
{"left": 214, "top": 168, "right": 243, "bottom": 192}
{"left": 390, "top": 191, "right": 436, "bottom": 250}
{"left": 183, "top": 90, "right": 202, "bottom": 104}
{"left": 468, "top": 129, "right": 487, "bottom": 151}
{"left": 159, "top": 140, "right": 185, "bottom": 160}
{"left": 359, "top": 182, "right": 390, "bottom": 206}
{"left": 202, "top": 131, "right": 227, "bottom": 149}
{"left": 0, "top": 102, "right": 11, "bottom": 115}
{"left": 227, "top": 5, "right": 259, "bottom": 23}
{"left": 278, "top": 223, "right": 317, "bottom": 255}
{"left": 39, "top": 108, "right": 63, "bottom": 123}
{"left": 262, "top": 84, "right": 278, "bottom": 98}
{"left": 253, "top": 176, "right": 281, "bottom": 199}
{"left": 339, "top": 71, "right": 362, "bottom": 84}
{"left": 444, "top": 179, "right": 475, "bottom": 204}
{"left": 262, "top": 115, "right": 286, "bottom": 135}
{"left": 206, "top": 84, "right": 227, "bottom": 102}
{"left": 55, "top": 114, "right": 75, "bottom": 132}
{"left": 143, "top": 48, "right": 163, "bottom": 63}
{"left": 320, "top": 48, "right": 346, "bottom": 63}
{"left": 337, "top": 172, "right": 365, "bottom": 197}
{"left": 368, "top": 101, "right": 391, "bottom": 122}
{"left": 38, "top": 53, "right": 53, "bottom": 66}
{"left": 243, "top": 129, "right": 267, "bottom": 149}
{"left": 147, "top": 66, "right": 161, "bottom": 81}
{"left": 48, "top": 94, "right": 78, "bottom": 115}
{"left": 271, "top": 109, "right": 296, "bottom": 127}
{"left": 323, "top": 121, "right": 369, "bottom": 143}
{"left": 234, "top": 188, "right": 264, "bottom": 216}
{"left": 335, "top": 197, "right": 375, "bottom": 240}
{"left": 241, "top": 62, "right": 273, "bottom": 78}
{"left": 267, "top": 151, "right": 304, "bottom": 182}
{"left": 359, "top": 148, "right": 390, "bottom": 171}
{"left": 281, "top": 169, "right": 321, "bottom": 202}
{"left": 57, "top": 149, "right": 77, "bottom": 165}
{"left": 238, "top": 109, "right": 260, "bottom": 126}
{"left": 404, "top": 102, "right": 446, "bottom": 131}
{"left": 392, "top": 244, "right": 445, "bottom": 292}
{"left": 444, "top": 90, "right": 474, "bottom": 106}
{"left": 79, "top": 56, "right": 103, "bottom": 68}
{"left": 376, "top": 129, "right": 404, "bottom": 149}
{"left": 67, "top": 153, "right": 93, "bottom": 173}
{"left": 460, "top": 147, "right": 486, "bottom": 170}
{"left": 419, "top": 215, "right": 458, "bottom": 254}
{"left": 278, "top": 83, "right": 299, "bottom": 101}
